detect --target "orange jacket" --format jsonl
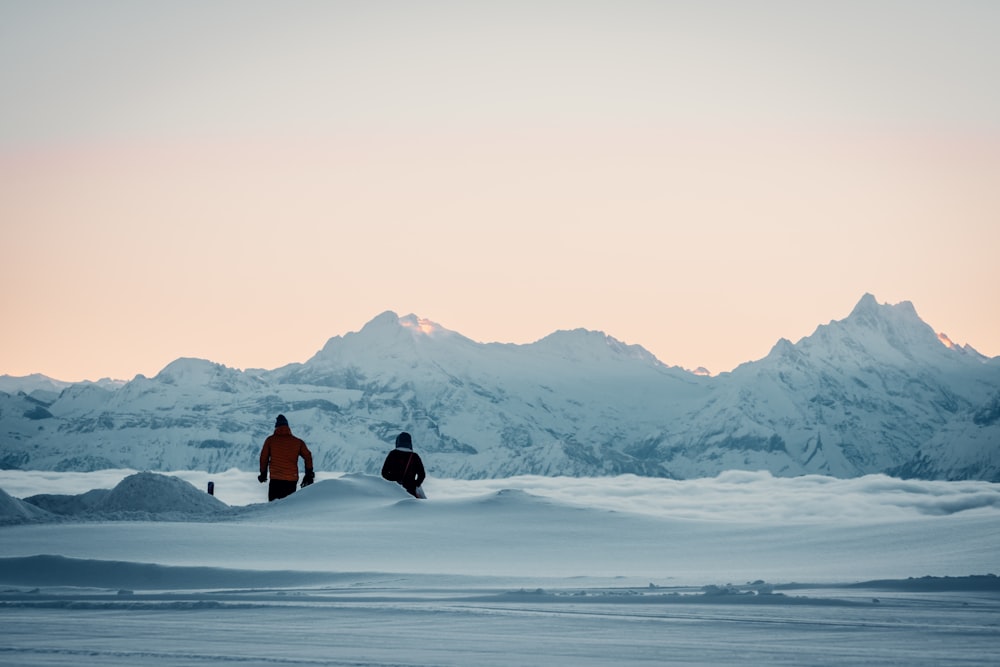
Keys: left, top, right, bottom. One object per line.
{"left": 259, "top": 425, "right": 313, "bottom": 481}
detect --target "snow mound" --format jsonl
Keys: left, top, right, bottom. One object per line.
{"left": 302, "top": 472, "right": 415, "bottom": 501}
{"left": 98, "top": 472, "right": 228, "bottom": 515}
{"left": 241, "top": 473, "right": 413, "bottom": 519}
{"left": 24, "top": 489, "right": 111, "bottom": 516}
{"left": 0, "top": 487, "right": 53, "bottom": 524}
{"left": 470, "top": 488, "right": 555, "bottom": 508}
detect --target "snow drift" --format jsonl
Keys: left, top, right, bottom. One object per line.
{"left": 2, "top": 470, "right": 999, "bottom": 666}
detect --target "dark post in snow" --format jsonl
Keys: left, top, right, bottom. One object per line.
{"left": 207, "top": 481, "right": 215, "bottom": 496}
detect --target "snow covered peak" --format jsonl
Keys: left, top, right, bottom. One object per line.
{"left": 530, "top": 329, "right": 664, "bottom": 367}
{"left": 359, "top": 310, "right": 404, "bottom": 332}
{"left": 155, "top": 358, "right": 225, "bottom": 383}
{"left": 0, "top": 373, "right": 72, "bottom": 396}
{"left": 848, "top": 292, "right": 880, "bottom": 317}
{"left": 767, "top": 337, "right": 797, "bottom": 358}
{"left": 751, "top": 294, "right": 987, "bottom": 377}
{"left": 837, "top": 294, "right": 938, "bottom": 351}
{"left": 398, "top": 313, "right": 451, "bottom": 337}
{"left": 310, "top": 311, "right": 406, "bottom": 360}
{"left": 151, "top": 358, "right": 250, "bottom": 393}
{"left": 847, "top": 294, "right": 922, "bottom": 328}
{"left": 337, "top": 311, "right": 462, "bottom": 344}
{"left": 301, "top": 312, "right": 475, "bottom": 376}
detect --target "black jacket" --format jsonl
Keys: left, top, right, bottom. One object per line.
{"left": 381, "top": 448, "right": 425, "bottom": 497}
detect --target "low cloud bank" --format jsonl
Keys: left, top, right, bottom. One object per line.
{"left": 2, "top": 469, "right": 999, "bottom": 524}
{"left": 431, "top": 471, "right": 1000, "bottom": 523}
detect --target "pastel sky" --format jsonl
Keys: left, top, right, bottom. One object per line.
{"left": 2, "top": 1, "right": 998, "bottom": 382}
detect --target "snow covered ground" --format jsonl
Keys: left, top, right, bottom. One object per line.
{"left": 2, "top": 470, "right": 999, "bottom": 666}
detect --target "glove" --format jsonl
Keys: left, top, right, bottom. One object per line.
{"left": 301, "top": 469, "right": 315, "bottom": 488}
{"left": 257, "top": 472, "right": 267, "bottom": 483}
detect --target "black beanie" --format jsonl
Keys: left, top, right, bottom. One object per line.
{"left": 275, "top": 414, "right": 289, "bottom": 428}
{"left": 395, "top": 432, "right": 412, "bottom": 449}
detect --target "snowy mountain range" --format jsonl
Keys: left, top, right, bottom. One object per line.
{"left": 2, "top": 294, "right": 998, "bottom": 481}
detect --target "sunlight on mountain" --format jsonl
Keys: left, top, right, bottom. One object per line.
{"left": 938, "top": 332, "right": 959, "bottom": 350}
{"left": 400, "top": 316, "right": 439, "bottom": 335}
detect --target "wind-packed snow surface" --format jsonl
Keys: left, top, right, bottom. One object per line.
{"left": 2, "top": 470, "right": 999, "bottom": 665}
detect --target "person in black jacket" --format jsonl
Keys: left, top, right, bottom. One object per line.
{"left": 381, "top": 432, "right": 426, "bottom": 498}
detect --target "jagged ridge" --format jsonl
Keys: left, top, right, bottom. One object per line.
{"left": 1, "top": 295, "right": 997, "bottom": 481}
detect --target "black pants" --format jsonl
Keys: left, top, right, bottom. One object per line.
{"left": 268, "top": 479, "right": 297, "bottom": 502}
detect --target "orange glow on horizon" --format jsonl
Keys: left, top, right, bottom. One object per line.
{"left": 1, "top": 3, "right": 998, "bottom": 382}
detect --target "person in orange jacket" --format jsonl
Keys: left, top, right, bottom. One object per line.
{"left": 258, "top": 414, "right": 314, "bottom": 501}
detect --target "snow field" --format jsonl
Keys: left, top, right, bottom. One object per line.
{"left": 1, "top": 471, "right": 999, "bottom": 665}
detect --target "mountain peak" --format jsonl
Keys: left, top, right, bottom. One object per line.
{"left": 358, "top": 311, "right": 455, "bottom": 338}
{"left": 154, "top": 358, "right": 232, "bottom": 384}
{"left": 398, "top": 313, "right": 451, "bottom": 337}
{"left": 0, "top": 373, "right": 72, "bottom": 395}
{"left": 768, "top": 337, "right": 796, "bottom": 356}
{"left": 771, "top": 293, "right": 974, "bottom": 372}
{"left": 850, "top": 292, "right": 880, "bottom": 316}
{"left": 156, "top": 357, "right": 216, "bottom": 375}
{"left": 845, "top": 294, "right": 924, "bottom": 330}
{"left": 360, "top": 310, "right": 403, "bottom": 332}
{"left": 532, "top": 328, "right": 664, "bottom": 367}
{"left": 304, "top": 311, "right": 471, "bottom": 372}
